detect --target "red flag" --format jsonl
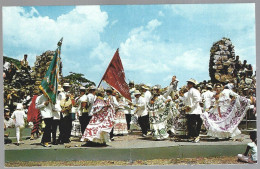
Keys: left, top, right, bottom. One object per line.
{"left": 100, "top": 49, "right": 131, "bottom": 101}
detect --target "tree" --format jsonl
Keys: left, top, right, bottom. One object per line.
{"left": 63, "top": 72, "right": 95, "bottom": 88}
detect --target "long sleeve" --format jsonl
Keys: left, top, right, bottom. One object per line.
{"left": 35, "top": 95, "right": 46, "bottom": 109}
{"left": 190, "top": 89, "right": 201, "bottom": 109}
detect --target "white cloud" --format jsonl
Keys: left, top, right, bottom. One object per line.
{"left": 120, "top": 19, "right": 207, "bottom": 75}
{"left": 3, "top": 6, "right": 108, "bottom": 53}
{"left": 3, "top": 6, "right": 109, "bottom": 84}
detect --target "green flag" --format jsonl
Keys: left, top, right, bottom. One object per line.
{"left": 39, "top": 38, "right": 62, "bottom": 104}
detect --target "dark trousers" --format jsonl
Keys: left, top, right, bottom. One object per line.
{"left": 186, "top": 114, "right": 202, "bottom": 138}
{"left": 79, "top": 114, "right": 92, "bottom": 135}
{"left": 58, "top": 115, "right": 72, "bottom": 143}
{"left": 138, "top": 115, "right": 149, "bottom": 135}
{"left": 51, "top": 120, "right": 59, "bottom": 143}
{"left": 110, "top": 128, "right": 114, "bottom": 139}
{"left": 41, "top": 118, "right": 53, "bottom": 143}
{"left": 125, "top": 114, "right": 132, "bottom": 130}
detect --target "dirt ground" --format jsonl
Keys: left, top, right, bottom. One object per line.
{"left": 5, "top": 156, "right": 251, "bottom": 167}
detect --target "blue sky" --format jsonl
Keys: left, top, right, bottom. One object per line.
{"left": 2, "top": 4, "right": 256, "bottom": 88}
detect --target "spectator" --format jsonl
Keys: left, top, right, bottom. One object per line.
{"left": 237, "top": 131, "right": 257, "bottom": 163}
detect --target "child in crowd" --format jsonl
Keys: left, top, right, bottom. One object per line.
{"left": 237, "top": 131, "right": 257, "bottom": 163}
{"left": 11, "top": 103, "right": 27, "bottom": 146}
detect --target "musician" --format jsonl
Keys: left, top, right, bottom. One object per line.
{"left": 57, "top": 83, "right": 73, "bottom": 144}
{"left": 75, "top": 86, "right": 88, "bottom": 135}
{"left": 184, "top": 78, "right": 202, "bottom": 143}
{"left": 35, "top": 90, "right": 53, "bottom": 147}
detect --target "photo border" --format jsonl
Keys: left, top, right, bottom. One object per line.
{"left": 0, "top": 0, "right": 259, "bottom": 169}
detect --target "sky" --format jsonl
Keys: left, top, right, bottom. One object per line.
{"left": 2, "top": 3, "right": 256, "bottom": 88}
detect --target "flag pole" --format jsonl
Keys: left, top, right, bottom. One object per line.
{"left": 97, "top": 48, "right": 119, "bottom": 88}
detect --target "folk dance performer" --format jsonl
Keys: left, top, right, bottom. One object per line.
{"left": 113, "top": 93, "right": 128, "bottom": 136}
{"left": 147, "top": 86, "right": 170, "bottom": 140}
{"left": 35, "top": 91, "right": 53, "bottom": 147}
{"left": 184, "top": 78, "right": 203, "bottom": 143}
{"left": 200, "top": 84, "right": 250, "bottom": 139}
{"left": 201, "top": 85, "right": 214, "bottom": 112}
{"left": 85, "top": 86, "right": 97, "bottom": 131}
{"left": 133, "top": 90, "right": 149, "bottom": 137}
{"left": 75, "top": 86, "right": 88, "bottom": 135}
{"left": 104, "top": 87, "right": 119, "bottom": 141}
{"left": 128, "top": 80, "right": 136, "bottom": 130}
{"left": 80, "top": 88, "right": 116, "bottom": 145}
{"left": 58, "top": 83, "right": 73, "bottom": 144}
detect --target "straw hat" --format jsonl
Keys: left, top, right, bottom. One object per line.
{"left": 187, "top": 78, "right": 198, "bottom": 85}
{"left": 141, "top": 85, "right": 149, "bottom": 90}
{"left": 63, "top": 83, "right": 71, "bottom": 87}
{"left": 134, "top": 90, "right": 141, "bottom": 96}
{"left": 79, "top": 86, "right": 86, "bottom": 91}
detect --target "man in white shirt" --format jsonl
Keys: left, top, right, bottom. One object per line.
{"left": 35, "top": 92, "right": 53, "bottom": 147}
{"left": 134, "top": 90, "right": 149, "bottom": 137}
{"left": 184, "top": 78, "right": 203, "bottom": 143}
{"left": 85, "top": 86, "right": 97, "bottom": 128}
{"left": 127, "top": 81, "right": 136, "bottom": 130}
{"left": 76, "top": 86, "right": 88, "bottom": 135}
{"left": 201, "top": 85, "right": 214, "bottom": 112}
{"left": 164, "top": 75, "right": 179, "bottom": 99}
{"left": 58, "top": 83, "right": 73, "bottom": 144}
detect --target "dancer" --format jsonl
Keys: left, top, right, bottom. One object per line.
{"left": 201, "top": 84, "right": 250, "bottom": 139}
{"left": 81, "top": 88, "right": 115, "bottom": 145}
{"left": 113, "top": 93, "right": 128, "bottom": 136}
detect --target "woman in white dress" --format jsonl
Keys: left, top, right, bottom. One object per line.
{"left": 201, "top": 84, "right": 250, "bottom": 139}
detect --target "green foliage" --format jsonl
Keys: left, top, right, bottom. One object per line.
{"left": 63, "top": 72, "right": 95, "bottom": 88}
{"left": 3, "top": 56, "right": 21, "bottom": 69}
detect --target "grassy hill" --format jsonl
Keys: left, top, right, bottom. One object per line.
{"left": 3, "top": 56, "right": 21, "bottom": 69}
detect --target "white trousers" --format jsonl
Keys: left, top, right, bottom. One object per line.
{"left": 16, "top": 126, "right": 24, "bottom": 143}
{"left": 237, "top": 154, "right": 249, "bottom": 163}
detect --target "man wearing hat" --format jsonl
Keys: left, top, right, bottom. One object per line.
{"left": 36, "top": 90, "right": 53, "bottom": 147}
{"left": 127, "top": 80, "right": 136, "bottom": 130}
{"left": 75, "top": 86, "right": 88, "bottom": 135}
{"left": 184, "top": 78, "right": 202, "bottom": 143}
{"left": 85, "top": 86, "right": 97, "bottom": 130}
{"left": 201, "top": 85, "right": 214, "bottom": 112}
{"left": 57, "top": 82, "right": 73, "bottom": 144}
{"left": 134, "top": 90, "right": 149, "bottom": 137}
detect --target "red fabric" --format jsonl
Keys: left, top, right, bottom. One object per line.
{"left": 27, "top": 95, "right": 40, "bottom": 122}
{"left": 102, "top": 49, "right": 131, "bottom": 101}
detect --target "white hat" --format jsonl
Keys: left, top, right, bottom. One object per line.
{"left": 187, "top": 78, "right": 198, "bottom": 85}
{"left": 141, "top": 85, "right": 149, "bottom": 90}
{"left": 63, "top": 83, "right": 71, "bottom": 87}
{"left": 134, "top": 90, "right": 141, "bottom": 96}
{"left": 79, "top": 86, "right": 86, "bottom": 90}
{"left": 88, "top": 85, "right": 96, "bottom": 90}
{"left": 207, "top": 85, "right": 213, "bottom": 89}
{"left": 16, "top": 103, "right": 23, "bottom": 110}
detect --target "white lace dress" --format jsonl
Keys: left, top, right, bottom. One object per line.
{"left": 201, "top": 89, "right": 250, "bottom": 138}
